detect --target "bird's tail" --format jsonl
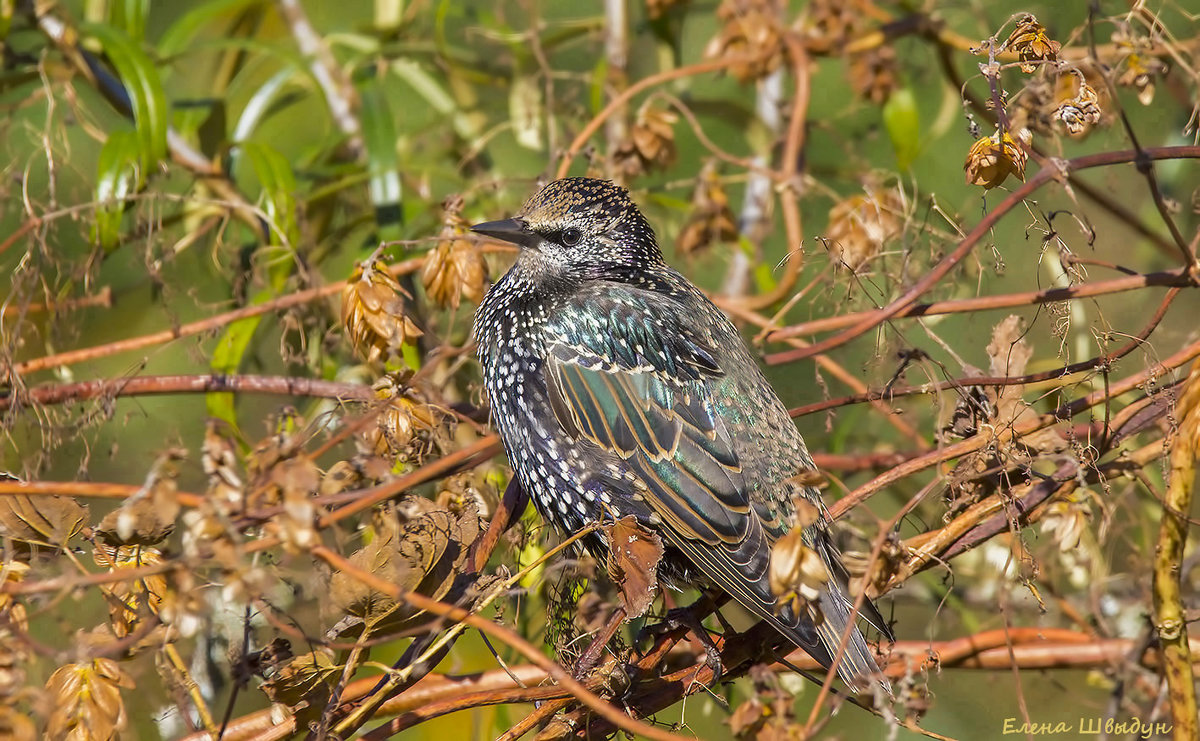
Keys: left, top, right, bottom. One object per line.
{"left": 810, "top": 528, "right": 892, "bottom": 694}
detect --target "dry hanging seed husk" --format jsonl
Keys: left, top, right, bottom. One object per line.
{"left": 964, "top": 130, "right": 1029, "bottom": 189}
{"left": 1003, "top": 14, "right": 1060, "bottom": 73}
{"left": 768, "top": 528, "right": 829, "bottom": 625}
{"left": 44, "top": 659, "right": 134, "bottom": 741}
{"left": 423, "top": 197, "right": 487, "bottom": 308}
{"left": 342, "top": 258, "right": 422, "bottom": 364}
{"left": 847, "top": 46, "right": 898, "bottom": 104}
{"left": 705, "top": 0, "right": 784, "bottom": 83}
{"left": 677, "top": 163, "right": 739, "bottom": 255}
{"left": 823, "top": 187, "right": 904, "bottom": 271}
{"left": 1052, "top": 69, "right": 1103, "bottom": 136}
{"left": 612, "top": 102, "right": 678, "bottom": 179}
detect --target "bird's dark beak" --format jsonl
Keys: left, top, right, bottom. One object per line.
{"left": 470, "top": 217, "right": 541, "bottom": 250}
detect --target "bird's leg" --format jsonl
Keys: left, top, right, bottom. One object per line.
{"left": 572, "top": 605, "right": 627, "bottom": 680}
{"left": 638, "top": 590, "right": 729, "bottom": 687}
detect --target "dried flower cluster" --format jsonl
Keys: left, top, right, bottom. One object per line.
{"left": 612, "top": 103, "right": 679, "bottom": 179}
{"left": 676, "top": 163, "right": 739, "bottom": 255}
{"left": 706, "top": 0, "right": 785, "bottom": 82}
{"left": 1003, "top": 14, "right": 1061, "bottom": 73}
{"left": 422, "top": 196, "right": 488, "bottom": 308}
{"left": 964, "top": 129, "right": 1030, "bottom": 189}
{"left": 342, "top": 258, "right": 422, "bottom": 364}
{"left": 823, "top": 186, "right": 904, "bottom": 271}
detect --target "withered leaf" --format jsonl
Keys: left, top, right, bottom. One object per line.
{"left": 328, "top": 498, "right": 479, "bottom": 636}
{"left": 603, "top": 516, "right": 664, "bottom": 618}
{"left": 0, "top": 494, "right": 88, "bottom": 548}
{"left": 260, "top": 650, "right": 340, "bottom": 717}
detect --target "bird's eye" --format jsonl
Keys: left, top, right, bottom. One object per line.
{"left": 560, "top": 227, "right": 582, "bottom": 246}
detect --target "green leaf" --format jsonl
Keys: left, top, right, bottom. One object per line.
{"left": 208, "top": 142, "right": 300, "bottom": 425}
{"left": 158, "top": 0, "right": 265, "bottom": 59}
{"left": 359, "top": 81, "right": 403, "bottom": 241}
{"left": 83, "top": 22, "right": 168, "bottom": 170}
{"left": 0, "top": 0, "right": 14, "bottom": 41}
{"left": 92, "top": 130, "right": 142, "bottom": 251}
{"left": 883, "top": 86, "right": 920, "bottom": 172}
{"left": 236, "top": 140, "right": 299, "bottom": 248}
{"left": 110, "top": 0, "right": 149, "bottom": 41}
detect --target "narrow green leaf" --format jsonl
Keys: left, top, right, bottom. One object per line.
{"left": 359, "top": 81, "right": 403, "bottom": 241}
{"left": 208, "top": 142, "right": 300, "bottom": 426}
{"left": 883, "top": 86, "right": 920, "bottom": 172}
{"left": 92, "top": 130, "right": 142, "bottom": 251}
{"left": 83, "top": 22, "right": 168, "bottom": 170}
{"left": 237, "top": 141, "right": 299, "bottom": 248}
{"left": 110, "top": 0, "right": 149, "bottom": 41}
{"left": 0, "top": 0, "right": 14, "bottom": 41}
{"left": 158, "top": 0, "right": 265, "bottom": 59}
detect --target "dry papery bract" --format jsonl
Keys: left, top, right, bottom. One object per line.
{"left": 706, "top": 0, "right": 786, "bottom": 83}
{"left": 342, "top": 258, "right": 423, "bottom": 364}
{"left": 612, "top": 102, "right": 678, "bottom": 180}
{"left": 823, "top": 185, "right": 904, "bottom": 272}
{"left": 423, "top": 195, "right": 488, "bottom": 309}
{"left": 677, "top": 162, "right": 739, "bottom": 256}
{"left": 941, "top": 315, "right": 1068, "bottom": 516}
{"left": 1002, "top": 13, "right": 1061, "bottom": 73}
{"left": 964, "top": 129, "right": 1030, "bottom": 189}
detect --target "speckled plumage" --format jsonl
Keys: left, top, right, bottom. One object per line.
{"left": 472, "top": 178, "right": 890, "bottom": 690}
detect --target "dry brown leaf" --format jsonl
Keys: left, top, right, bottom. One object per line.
{"left": 0, "top": 494, "right": 87, "bottom": 548}
{"left": 260, "top": 649, "right": 340, "bottom": 716}
{"left": 603, "top": 516, "right": 664, "bottom": 618}
{"left": 328, "top": 499, "right": 479, "bottom": 635}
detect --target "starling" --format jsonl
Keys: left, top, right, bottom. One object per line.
{"left": 472, "top": 178, "right": 891, "bottom": 691}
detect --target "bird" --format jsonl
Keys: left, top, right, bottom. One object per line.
{"left": 471, "top": 177, "right": 891, "bottom": 692}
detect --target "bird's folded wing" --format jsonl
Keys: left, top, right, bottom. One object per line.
{"left": 543, "top": 341, "right": 826, "bottom": 656}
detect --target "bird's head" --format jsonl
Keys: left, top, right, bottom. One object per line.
{"left": 471, "top": 178, "right": 664, "bottom": 278}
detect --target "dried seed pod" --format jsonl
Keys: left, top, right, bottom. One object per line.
{"left": 44, "top": 659, "right": 134, "bottom": 741}
{"left": 805, "top": 0, "right": 868, "bottom": 47}
{"left": 964, "top": 129, "right": 1029, "bottom": 189}
{"left": 94, "top": 545, "right": 166, "bottom": 637}
{"left": 1052, "top": 69, "right": 1103, "bottom": 136}
{"left": 423, "top": 197, "right": 488, "bottom": 308}
{"left": 1040, "top": 492, "right": 1092, "bottom": 552}
{"left": 612, "top": 103, "right": 678, "bottom": 179}
{"left": 705, "top": 0, "right": 784, "bottom": 83}
{"left": 203, "top": 418, "right": 243, "bottom": 502}
{"left": 341, "top": 258, "right": 422, "bottom": 364}
{"left": 1003, "top": 14, "right": 1060, "bottom": 73}
{"left": 98, "top": 448, "right": 184, "bottom": 546}
{"left": 823, "top": 186, "right": 904, "bottom": 271}
{"left": 847, "top": 46, "right": 898, "bottom": 104}
{"left": 361, "top": 376, "right": 450, "bottom": 465}
{"left": 676, "top": 163, "right": 739, "bottom": 255}
{"left": 768, "top": 528, "right": 829, "bottom": 625}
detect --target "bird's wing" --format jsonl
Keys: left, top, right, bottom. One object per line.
{"left": 542, "top": 298, "right": 828, "bottom": 660}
